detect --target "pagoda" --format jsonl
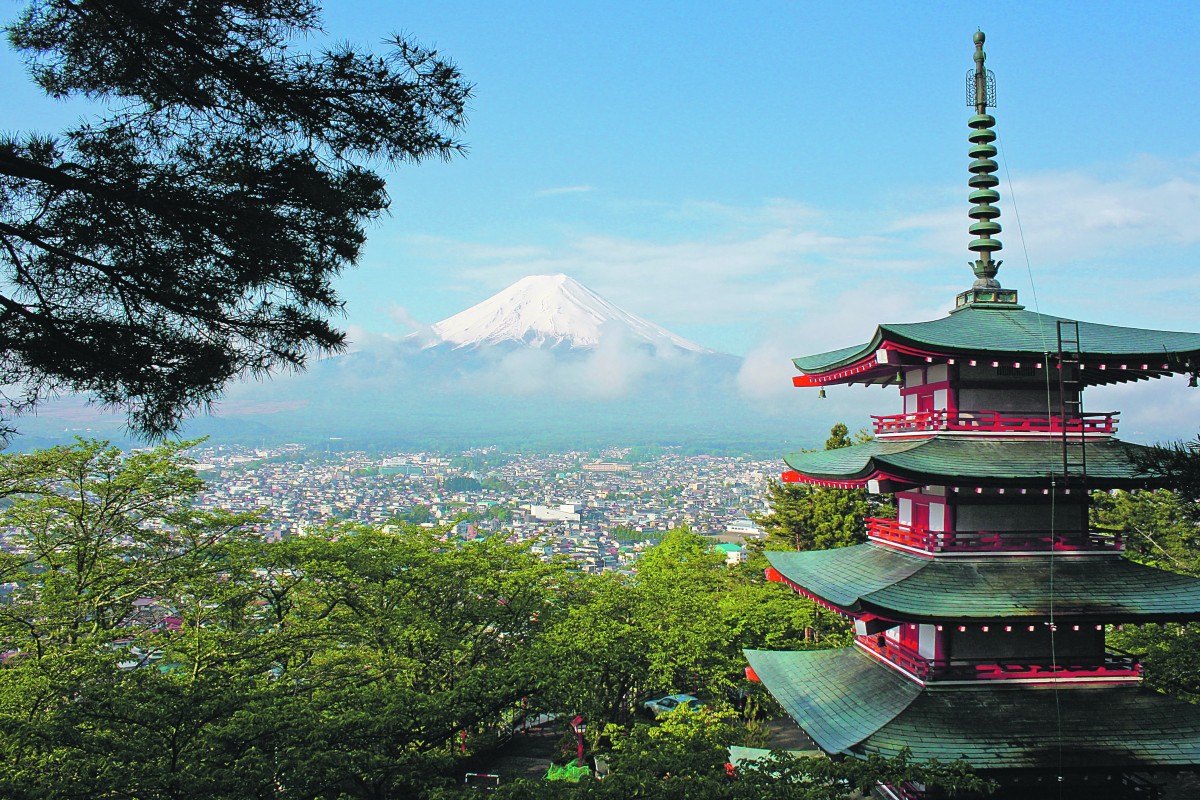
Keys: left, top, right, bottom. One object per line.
{"left": 745, "top": 32, "right": 1200, "bottom": 800}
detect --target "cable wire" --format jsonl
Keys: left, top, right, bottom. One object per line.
{"left": 996, "top": 132, "right": 1065, "bottom": 797}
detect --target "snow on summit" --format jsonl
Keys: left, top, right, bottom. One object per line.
{"left": 428, "top": 274, "right": 715, "bottom": 353}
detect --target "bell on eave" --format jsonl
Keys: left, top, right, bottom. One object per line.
{"left": 1189, "top": 372, "right": 1198, "bottom": 388}
{"left": 818, "top": 389, "right": 827, "bottom": 399}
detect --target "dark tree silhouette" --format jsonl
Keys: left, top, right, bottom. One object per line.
{"left": 0, "top": 0, "right": 470, "bottom": 438}
{"left": 1129, "top": 435, "right": 1200, "bottom": 522}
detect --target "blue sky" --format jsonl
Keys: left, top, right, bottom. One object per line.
{"left": 4, "top": 1, "right": 1200, "bottom": 437}
{"left": 319, "top": 2, "right": 1200, "bottom": 352}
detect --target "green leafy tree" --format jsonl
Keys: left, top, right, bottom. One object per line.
{"left": 398, "top": 503, "right": 434, "bottom": 524}
{"left": 1093, "top": 488, "right": 1199, "bottom": 575}
{"left": 754, "top": 423, "right": 890, "bottom": 552}
{"left": 534, "top": 529, "right": 734, "bottom": 731}
{"left": 0, "top": 439, "right": 273, "bottom": 799}
{"left": 634, "top": 528, "right": 733, "bottom": 694}
{"left": 754, "top": 480, "right": 872, "bottom": 552}
{"left": 720, "top": 579, "right": 852, "bottom": 655}
{"left": 0, "top": 0, "right": 470, "bottom": 437}
{"left": 608, "top": 524, "right": 647, "bottom": 542}
{"left": 0, "top": 440, "right": 566, "bottom": 799}
{"left": 534, "top": 572, "right": 652, "bottom": 730}
{"left": 1127, "top": 435, "right": 1200, "bottom": 521}
{"left": 0, "top": 438, "right": 256, "bottom": 650}
{"left": 444, "top": 475, "right": 483, "bottom": 492}
{"left": 1095, "top": 477, "right": 1200, "bottom": 702}
{"left": 534, "top": 528, "right": 852, "bottom": 740}
{"left": 824, "top": 422, "right": 853, "bottom": 450}
{"left": 260, "top": 528, "right": 564, "bottom": 798}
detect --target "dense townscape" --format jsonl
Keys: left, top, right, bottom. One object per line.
{"left": 189, "top": 444, "right": 772, "bottom": 571}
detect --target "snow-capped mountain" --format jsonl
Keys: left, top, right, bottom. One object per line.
{"left": 426, "top": 274, "right": 716, "bottom": 354}
{"left": 22, "top": 273, "right": 831, "bottom": 450}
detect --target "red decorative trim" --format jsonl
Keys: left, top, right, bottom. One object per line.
{"left": 866, "top": 517, "right": 1124, "bottom": 554}
{"left": 795, "top": 340, "right": 967, "bottom": 387}
{"left": 878, "top": 341, "right": 951, "bottom": 360}
{"left": 794, "top": 355, "right": 884, "bottom": 386}
{"left": 766, "top": 568, "right": 858, "bottom": 619}
{"left": 872, "top": 410, "right": 1119, "bottom": 437}
{"left": 781, "top": 469, "right": 912, "bottom": 490}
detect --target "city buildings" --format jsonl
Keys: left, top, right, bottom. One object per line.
{"left": 185, "top": 444, "right": 773, "bottom": 572}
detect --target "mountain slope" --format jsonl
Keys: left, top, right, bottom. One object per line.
{"left": 427, "top": 274, "right": 716, "bottom": 353}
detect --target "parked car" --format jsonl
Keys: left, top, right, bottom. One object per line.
{"left": 642, "top": 693, "right": 702, "bottom": 718}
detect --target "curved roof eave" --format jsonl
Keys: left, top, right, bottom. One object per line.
{"left": 765, "top": 545, "right": 1200, "bottom": 621}
{"left": 746, "top": 646, "right": 1200, "bottom": 769}
{"left": 793, "top": 308, "right": 1200, "bottom": 378}
{"left": 783, "top": 438, "right": 1159, "bottom": 489}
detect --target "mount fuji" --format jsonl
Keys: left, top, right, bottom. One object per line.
{"left": 422, "top": 274, "right": 717, "bottom": 354}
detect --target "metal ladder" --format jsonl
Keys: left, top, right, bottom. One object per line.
{"left": 1056, "top": 321, "right": 1088, "bottom": 531}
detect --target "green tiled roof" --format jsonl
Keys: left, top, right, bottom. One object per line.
{"left": 793, "top": 307, "right": 1200, "bottom": 374}
{"left": 793, "top": 342, "right": 870, "bottom": 373}
{"left": 783, "top": 437, "right": 1156, "bottom": 488}
{"left": 766, "top": 545, "right": 1200, "bottom": 620}
{"left": 744, "top": 648, "right": 920, "bottom": 754}
{"left": 747, "top": 646, "right": 1200, "bottom": 769}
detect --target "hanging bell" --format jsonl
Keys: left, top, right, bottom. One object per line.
{"left": 818, "top": 389, "right": 827, "bottom": 399}
{"left": 1190, "top": 372, "right": 1198, "bottom": 389}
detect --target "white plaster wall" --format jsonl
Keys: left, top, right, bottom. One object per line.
{"left": 929, "top": 502, "right": 945, "bottom": 532}
{"left": 918, "top": 624, "right": 936, "bottom": 659}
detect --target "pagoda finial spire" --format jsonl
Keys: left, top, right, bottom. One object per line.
{"left": 954, "top": 30, "right": 1022, "bottom": 312}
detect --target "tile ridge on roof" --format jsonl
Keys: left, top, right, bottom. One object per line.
{"left": 792, "top": 339, "right": 875, "bottom": 373}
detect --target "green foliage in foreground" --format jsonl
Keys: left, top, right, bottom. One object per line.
{"left": 753, "top": 424, "right": 892, "bottom": 553}
{"left": 0, "top": 440, "right": 560, "bottom": 798}
{"left": 0, "top": 440, "right": 962, "bottom": 799}
{"left": 432, "top": 710, "right": 988, "bottom": 799}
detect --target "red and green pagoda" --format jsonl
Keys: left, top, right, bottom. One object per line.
{"left": 745, "top": 31, "right": 1200, "bottom": 800}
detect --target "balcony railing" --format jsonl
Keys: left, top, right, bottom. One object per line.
{"left": 857, "top": 636, "right": 1141, "bottom": 682}
{"left": 871, "top": 409, "right": 1118, "bottom": 436}
{"left": 867, "top": 517, "right": 1124, "bottom": 553}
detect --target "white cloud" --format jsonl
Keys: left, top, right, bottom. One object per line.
{"left": 534, "top": 185, "right": 595, "bottom": 197}
{"left": 390, "top": 153, "right": 1200, "bottom": 363}
{"left": 892, "top": 161, "right": 1200, "bottom": 261}
{"left": 1090, "top": 375, "right": 1200, "bottom": 445}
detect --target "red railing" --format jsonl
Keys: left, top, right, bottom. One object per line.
{"left": 857, "top": 636, "right": 1140, "bottom": 682}
{"left": 867, "top": 517, "right": 1123, "bottom": 553}
{"left": 871, "top": 409, "right": 1118, "bottom": 436}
